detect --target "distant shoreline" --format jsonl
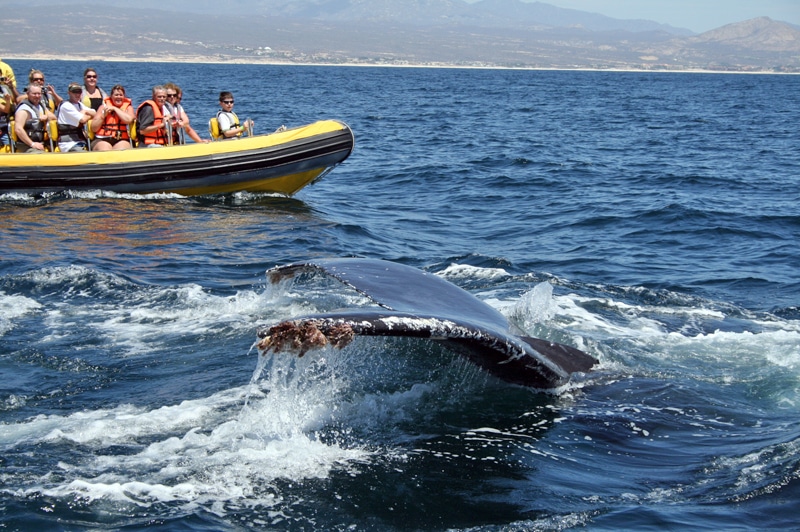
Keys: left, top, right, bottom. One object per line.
{"left": 4, "top": 54, "right": 797, "bottom": 75}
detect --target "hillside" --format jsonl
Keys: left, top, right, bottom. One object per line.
{"left": 1, "top": 3, "right": 798, "bottom": 72}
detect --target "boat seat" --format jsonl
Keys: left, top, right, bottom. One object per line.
{"left": 3, "top": 117, "right": 15, "bottom": 152}
{"left": 208, "top": 117, "right": 222, "bottom": 141}
{"left": 46, "top": 119, "right": 59, "bottom": 151}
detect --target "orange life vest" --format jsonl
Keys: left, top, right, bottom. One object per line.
{"left": 136, "top": 99, "right": 167, "bottom": 146}
{"left": 95, "top": 96, "right": 132, "bottom": 140}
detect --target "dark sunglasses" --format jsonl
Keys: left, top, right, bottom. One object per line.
{"left": 85, "top": 75, "right": 97, "bottom": 79}
{"left": 166, "top": 93, "right": 177, "bottom": 97}
{"left": 32, "top": 77, "right": 44, "bottom": 82}
{"left": 221, "top": 100, "right": 234, "bottom": 104}
{"left": 69, "top": 88, "right": 82, "bottom": 93}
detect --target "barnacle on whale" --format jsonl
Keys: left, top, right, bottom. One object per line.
{"left": 257, "top": 320, "right": 355, "bottom": 357}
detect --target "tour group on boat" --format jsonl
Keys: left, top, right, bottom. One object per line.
{"left": 0, "top": 60, "right": 355, "bottom": 196}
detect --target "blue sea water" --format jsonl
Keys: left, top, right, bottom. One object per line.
{"left": 1, "top": 60, "right": 799, "bottom": 530}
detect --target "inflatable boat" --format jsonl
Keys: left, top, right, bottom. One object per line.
{"left": 0, "top": 120, "right": 354, "bottom": 196}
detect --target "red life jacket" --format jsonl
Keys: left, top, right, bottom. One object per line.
{"left": 136, "top": 99, "right": 166, "bottom": 146}
{"left": 95, "top": 96, "right": 132, "bottom": 140}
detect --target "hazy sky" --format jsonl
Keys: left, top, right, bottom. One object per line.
{"left": 465, "top": 0, "right": 799, "bottom": 33}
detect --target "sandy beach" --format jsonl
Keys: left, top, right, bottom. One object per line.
{"left": 4, "top": 53, "right": 794, "bottom": 75}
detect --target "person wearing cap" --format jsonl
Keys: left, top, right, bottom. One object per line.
{"left": 56, "top": 82, "right": 96, "bottom": 152}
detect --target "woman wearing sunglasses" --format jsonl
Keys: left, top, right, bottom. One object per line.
{"left": 164, "top": 82, "right": 208, "bottom": 144}
{"left": 81, "top": 68, "right": 107, "bottom": 111}
{"left": 18, "top": 69, "right": 62, "bottom": 111}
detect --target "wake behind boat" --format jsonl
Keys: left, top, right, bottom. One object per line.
{"left": 0, "top": 120, "right": 354, "bottom": 196}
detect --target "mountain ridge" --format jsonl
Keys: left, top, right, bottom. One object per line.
{"left": 3, "top": 3, "right": 799, "bottom": 72}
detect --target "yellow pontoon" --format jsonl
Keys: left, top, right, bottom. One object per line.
{"left": 0, "top": 120, "right": 354, "bottom": 196}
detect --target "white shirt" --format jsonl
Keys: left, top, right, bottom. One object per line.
{"left": 217, "top": 110, "right": 239, "bottom": 133}
{"left": 57, "top": 100, "right": 90, "bottom": 152}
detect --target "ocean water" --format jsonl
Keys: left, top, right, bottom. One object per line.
{"left": 1, "top": 60, "right": 799, "bottom": 530}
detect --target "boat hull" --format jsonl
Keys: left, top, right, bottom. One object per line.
{"left": 0, "top": 120, "right": 354, "bottom": 196}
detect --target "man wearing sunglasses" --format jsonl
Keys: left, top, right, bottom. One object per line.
{"left": 215, "top": 91, "right": 253, "bottom": 139}
{"left": 56, "top": 82, "right": 96, "bottom": 152}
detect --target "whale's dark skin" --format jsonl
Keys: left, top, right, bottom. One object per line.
{"left": 258, "top": 258, "right": 596, "bottom": 389}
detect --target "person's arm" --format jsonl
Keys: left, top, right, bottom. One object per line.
{"left": 13, "top": 108, "right": 44, "bottom": 150}
{"left": 185, "top": 124, "right": 208, "bottom": 143}
{"left": 46, "top": 84, "right": 63, "bottom": 106}
{"left": 107, "top": 103, "right": 134, "bottom": 124}
{"left": 217, "top": 112, "right": 232, "bottom": 134}
{"left": 223, "top": 120, "right": 252, "bottom": 138}
{"left": 137, "top": 105, "right": 163, "bottom": 135}
{"left": 79, "top": 105, "right": 96, "bottom": 125}
{"left": 0, "top": 79, "right": 17, "bottom": 104}
{"left": 90, "top": 103, "right": 106, "bottom": 132}
{"left": 113, "top": 105, "right": 134, "bottom": 124}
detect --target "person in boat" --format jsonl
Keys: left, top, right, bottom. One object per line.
{"left": 215, "top": 91, "right": 253, "bottom": 139}
{"left": 56, "top": 82, "right": 96, "bottom": 152}
{"left": 80, "top": 68, "right": 107, "bottom": 112}
{"left": 0, "top": 62, "right": 19, "bottom": 150}
{"left": 13, "top": 83, "right": 56, "bottom": 153}
{"left": 0, "top": 59, "right": 18, "bottom": 102}
{"left": 17, "top": 69, "right": 62, "bottom": 112}
{"left": 0, "top": 59, "right": 16, "bottom": 86}
{"left": 136, "top": 85, "right": 169, "bottom": 147}
{"left": 164, "top": 83, "right": 208, "bottom": 144}
{"left": 90, "top": 84, "right": 134, "bottom": 151}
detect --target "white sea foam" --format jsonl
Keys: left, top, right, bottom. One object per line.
{"left": 438, "top": 262, "right": 509, "bottom": 281}
{"left": 0, "top": 292, "right": 41, "bottom": 336}
{"left": 509, "top": 281, "right": 556, "bottom": 327}
{"left": 6, "top": 352, "right": 374, "bottom": 514}
{"left": 65, "top": 190, "right": 186, "bottom": 201}
{"left": 14, "top": 265, "right": 281, "bottom": 355}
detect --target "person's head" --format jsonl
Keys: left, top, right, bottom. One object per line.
{"left": 110, "top": 84, "right": 126, "bottom": 105}
{"left": 26, "top": 83, "right": 43, "bottom": 103}
{"left": 152, "top": 85, "right": 167, "bottom": 104}
{"left": 83, "top": 68, "right": 98, "bottom": 87}
{"left": 29, "top": 69, "right": 45, "bottom": 86}
{"left": 219, "top": 91, "right": 234, "bottom": 110}
{"left": 68, "top": 82, "right": 82, "bottom": 101}
{"left": 165, "top": 82, "right": 181, "bottom": 105}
